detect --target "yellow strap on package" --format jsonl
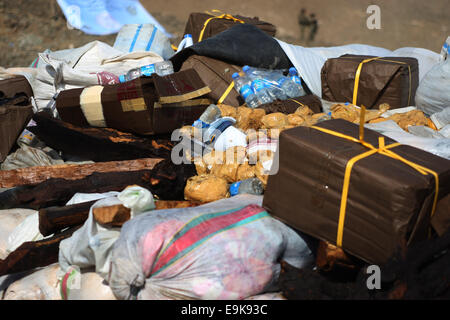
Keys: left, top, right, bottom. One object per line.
{"left": 198, "top": 12, "right": 245, "bottom": 42}
{"left": 351, "top": 57, "right": 412, "bottom": 107}
{"left": 310, "top": 106, "right": 439, "bottom": 248}
{"left": 288, "top": 99, "right": 306, "bottom": 108}
{"left": 218, "top": 81, "right": 235, "bottom": 104}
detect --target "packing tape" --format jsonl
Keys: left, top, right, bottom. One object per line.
{"left": 80, "top": 86, "right": 107, "bottom": 127}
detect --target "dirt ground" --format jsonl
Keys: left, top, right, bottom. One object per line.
{"left": 1, "top": 0, "right": 449, "bottom": 68}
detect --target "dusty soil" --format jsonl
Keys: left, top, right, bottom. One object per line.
{"left": 0, "top": 0, "right": 449, "bottom": 68}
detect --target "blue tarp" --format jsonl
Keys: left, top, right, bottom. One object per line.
{"left": 56, "top": 0, "right": 172, "bottom": 37}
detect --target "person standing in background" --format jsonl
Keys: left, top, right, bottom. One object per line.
{"left": 298, "top": 8, "right": 310, "bottom": 41}
{"left": 308, "top": 13, "right": 318, "bottom": 43}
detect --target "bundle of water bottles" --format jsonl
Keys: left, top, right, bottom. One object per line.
{"left": 233, "top": 66, "right": 306, "bottom": 108}
{"left": 118, "top": 34, "right": 193, "bottom": 83}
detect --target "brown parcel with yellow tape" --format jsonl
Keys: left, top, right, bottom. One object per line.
{"left": 321, "top": 55, "right": 419, "bottom": 109}
{"left": 56, "top": 69, "right": 211, "bottom": 135}
{"left": 263, "top": 119, "right": 450, "bottom": 264}
{"left": 180, "top": 55, "right": 244, "bottom": 107}
{"left": 184, "top": 12, "right": 276, "bottom": 43}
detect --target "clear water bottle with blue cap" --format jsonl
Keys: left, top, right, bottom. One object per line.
{"left": 264, "top": 71, "right": 288, "bottom": 100}
{"left": 176, "top": 34, "right": 194, "bottom": 53}
{"left": 229, "top": 178, "right": 264, "bottom": 196}
{"left": 288, "top": 67, "right": 306, "bottom": 97}
{"left": 242, "top": 66, "right": 273, "bottom": 105}
{"left": 193, "top": 104, "right": 222, "bottom": 129}
{"left": 119, "top": 60, "right": 174, "bottom": 83}
{"left": 243, "top": 65, "right": 287, "bottom": 101}
{"left": 232, "top": 72, "right": 260, "bottom": 108}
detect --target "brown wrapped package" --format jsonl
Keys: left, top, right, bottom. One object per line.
{"left": 287, "top": 114, "right": 305, "bottom": 126}
{"left": 294, "top": 105, "right": 314, "bottom": 118}
{"left": 255, "top": 162, "right": 269, "bottom": 187}
{"left": 302, "top": 113, "right": 328, "bottom": 127}
{"left": 261, "top": 112, "right": 287, "bottom": 129}
{"left": 203, "top": 146, "right": 246, "bottom": 167}
{"left": 246, "top": 129, "right": 268, "bottom": 143}
{"left": 222, "top": 146, "right": 247, "bottom": 164}
{"left": 195, "top": 161, "right": 208, "bottom": 175}
{"left": 211, "top": 163, "right": 240, "bottom": 183}
{"left": 235, "top": 106, "right": 253, "bottom": 130}
{"left": 235, "top": 106, "right": 266, "bottom": 131}
{"left": 254, "top": 151, "right": 275, "bottom": 187}
{"left": 321, "top": 55, "right": 419, "bottom": 109}
{"left": 203, "top": 149, "right": 225, "bottom": 167}
{"left": 331, "top": 103, "right": 389, "bottom": 123}
{"left": 368, "top": 109, "right": 429, "bottom": 132}
{"left": 184, "top": 174, "right": 229, "bottom": 202}
{"left": 236, "top": 162, "right": 256, "bottom": 181}
{"left": 316, "top": 241, "right": 358, "bottom": 272}
{"left": 217, "top": 104, "right": 238, "bottom": 119}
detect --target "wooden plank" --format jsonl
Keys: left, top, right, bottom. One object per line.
{"left": 93, "top": 205, "right": 131, "bottom": 227}
{"left": 39, "top": 200, "right": 203, "bottom": 237}
{"left": 29, "top": 112, "right": 173, "bottom": 162}
{"left": 0, "top": 160, "right": 197, "bottom": 210}
{"left": 0, "top": 158, "right": 163, "bottom": 188}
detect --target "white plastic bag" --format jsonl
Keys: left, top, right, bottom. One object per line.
{"left": 2, "top": 264, "right": 117, "bottom": 300}
{"left": 108, "top": 194, "right": 313, "bottom": 300}
{"left": 430, "top": 107, "right": 450, "bottom": 130}
{"left": 6, "top": 212, "right": 44, "bottom": 254}
{"left": 0, "top": 209, "right": 37, "bottom": 260}
{"left": 65, "top": 191, "right": 120, "bottom": 206}
{"left": 59, "top": 187, "right": 155, "bottom": 279}
{"left": 415, "top": 57, "right": 450, "bottom": 115}
{"left": 118, "top": 185, "right": 155, "bottom": 215}
{"left": 65, "top": 272, "right": 117, "bottom": 300}
{"left": 113, "top": 24, "right": 174, "bottom": 60}
{"left": 20, "top": 41, "right": 164, "bottom": 112}
{"left": 2, "top": 264, "right": 61, "bottom": 300}
{"left": 0, "top": 145, "right": 64, "bottom": 171}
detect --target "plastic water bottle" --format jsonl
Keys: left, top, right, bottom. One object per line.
{"left": 242, "top": 66, "right": 286, "bottom": 101}
{"left": 242, "top": 66, "right": 273, "bottom": 105}
{"left": 288, "top": 67, "right": 306, "bottom": 97}
{"left": 275, "top": 75, "right": 302, "bottom": 99}
{"left": 232, "top": 72, "right": 260, "bottom": 108}
{"left": 252, "top": 77, "right": 274, "bottom": 105}
{"left": 229, "top": 178, "right": 264, "bottom": 196}
{"left": 176, "top": 34, "right": 193, "bottom": 53}
{"left": 119, "top": 61, "right": 174, "bottom": 82}
{"left": 193, "top": 104, "right": 222, "bottom": 129}
{"left": 264, "top": 71, "right": 288, "bottom": 100}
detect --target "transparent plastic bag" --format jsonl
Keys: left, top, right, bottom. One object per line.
{"left": 365, "top": 120, "right": 450, "bottom": 160}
